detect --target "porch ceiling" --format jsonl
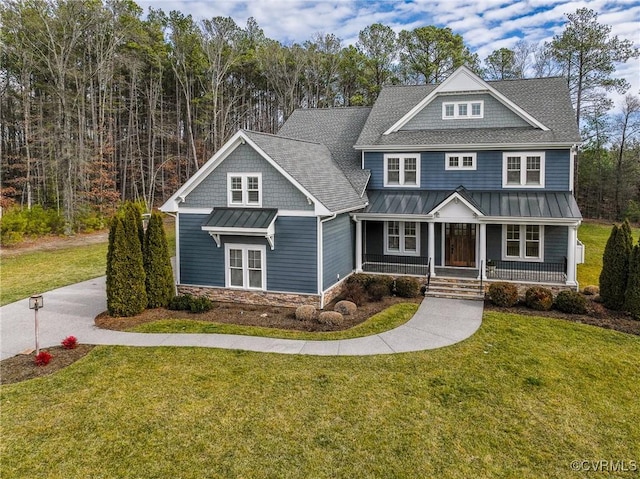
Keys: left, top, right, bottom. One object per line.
{"left": 362, "top": 190, "right": 581, "bottom": 219}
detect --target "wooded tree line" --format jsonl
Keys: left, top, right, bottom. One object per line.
{"left": 1, "top": 1, "right": 638, "bottom": 230}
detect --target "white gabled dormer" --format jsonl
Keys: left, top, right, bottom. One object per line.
{"left": 383, "top": 66, "right": 549, "bottom": 134}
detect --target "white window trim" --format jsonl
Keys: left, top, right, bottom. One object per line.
{"left": 442, "top": 100, "right": 484, "bottom": 119}
{"left": 383, "top": 153, "right": 420, "bottom": 187}
{"left": 445, "top": 152, "right": 477, "bottom": 171}
{"left": 384, "top": 221, "right": 421, "bottom": 256}
{"left": 227, "top": 173, "right": 262, "bottom": 207}
{"left": 225, "top": 243, "right": 267, "bottom": 290}
{"left": 502, "top": 224, "right": 544, "bottom": 262}
{"left": 502, "top": 152, "right": 545, "bottom": 188}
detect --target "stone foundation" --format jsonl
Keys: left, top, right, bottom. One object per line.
{"left": 322, "top": 280, "right": 348, "bottom": 308}
{"left": 177, "top": 285, "right": 320, "bottom": 308}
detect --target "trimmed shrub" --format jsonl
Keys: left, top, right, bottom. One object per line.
{"left": 189, "top": 296, "right": 214, "bottom": 313}
{"left": 35, "top": 350, "right": 52, "bottom": 366}
{"left": 368, "top": 282, "right": 390, "bottom": 301}
{"left": 334, "top": 300, "right": 357, "bottom": 316}
{"left": 61, "top": 336, "right": 78, "bottom": 349}
{"left": 524, "top": 286, "right": 554, "bottom": 311}
{"left": 393, "top": 277, "right": 421, "bottom": 298}
{"left": 599, "top": 224, "right": 632, "bottom": 310}
{"left": 582, "top": 285, "right": 599, "bottom": 296}
{"left": 624, "top": 243, "right": 640, "bottom": 319}
{"left": 554, "top": 290, "right": 587, "bottom": 314}
{"left": 106, "top": 216, "right": 147, "bottom": 317}
{"left": 488, "top": 282, "right": 519, "bottom": 307}
{"left": 295, "top": 305, "right": 316, "bottom": 321}
{"left": 343, "top": 283, "right": 367, "bottom": 306}
{"left": 318, "top": 311, "right": 343, "bottom": 325}
{"left": 168, "top": 294, "right": 194, "bottom": 311}
{"left": 144, "top": 212, "right": 175, "bottom": 308}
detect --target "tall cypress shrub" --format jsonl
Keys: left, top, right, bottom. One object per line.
{"left": 107, "top": 213, "right": 147, "bottom": 317}
{"left": 599, "top": 224, "right": 629, "bottom": 310}
{"left": 144, "top": 212, "right": 175, "bottom": 308}
{"left": 625, "top": 242, "right": 640, "bottom": 319}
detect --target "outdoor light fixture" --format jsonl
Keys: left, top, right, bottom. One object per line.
{"left": 29, "top": 294, "right": 44, "bottom": 355}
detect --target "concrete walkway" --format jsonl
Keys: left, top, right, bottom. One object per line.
{"left": 0, "top": 277, "right": 483, "bottom": 360}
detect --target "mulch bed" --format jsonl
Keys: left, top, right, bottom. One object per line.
{"left": 0, "top": 345, "right": 94, "bottom": 385}
{"left": 95, "top": 296, "right": 421, "bottom": 333}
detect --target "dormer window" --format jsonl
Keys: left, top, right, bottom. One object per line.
{"left": 384, "top": 154, "right": 420, "bottom": 187}
{"left": 228, "top": 173, "right": 262, "bottom": 206}
{"left": 443, "top": 101, "right": 484, "bottom": 119}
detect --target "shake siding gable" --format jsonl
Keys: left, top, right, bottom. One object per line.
{"left": 402, "top": 94, "right": 530, "bottom": 131}
{"left": 322, "top": 214, "right": 355, "bottom": 290}
{"left": 183, "top": 144, "right": 313, "bottom": 210}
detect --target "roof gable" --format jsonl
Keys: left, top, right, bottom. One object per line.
{"left": 384, "top": 66, "right": 549, "bottom": 134}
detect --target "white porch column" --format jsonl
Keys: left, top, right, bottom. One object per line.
{"left": 428, "top": 221, "right": 436, "bottom": 277}
{"left": 479, "top": 222, "right": 487, "bottom": 280}
{"left": 355, "top": 218, "right": 363, "bottom": 272}
{"left": 567, "top": 225, "right": 577, "bottom": 286}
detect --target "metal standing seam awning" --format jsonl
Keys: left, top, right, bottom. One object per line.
{"left": 201, "top": 208, "right": 278, "bottom": 249}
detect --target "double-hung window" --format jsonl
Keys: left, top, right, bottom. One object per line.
{"left": 503, "top": 152, "right": 545, "bottom": 188}
{"left": 225, "top": 244, "right": 266, "bottom": 290}
{"left": 385, "top": 221, "right": 420, "bottom": 256}
{"left": 228, "top": 173, "right": 262, "bottom": 206}
{"left": 384, "top": 154, "right": 420, "bottom": 187}
{"left": 445, "top": 152, "right": 477, "bottom": 170}
{"left": 503, "top": 225, "right": 543, "bottom": 261}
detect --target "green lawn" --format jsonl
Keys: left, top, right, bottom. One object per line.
{"left": 578, "top": 221, "right": 640, "bottom": 287}
{"left": 0, "top": 225, "right": 176, "bottom": 306}
{"left": 2, "top": 312, "right": 638, "bottom": 478}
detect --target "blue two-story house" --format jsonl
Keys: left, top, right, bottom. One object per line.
{"left": 161, "top": 66, "right": 583, "bottom": 307}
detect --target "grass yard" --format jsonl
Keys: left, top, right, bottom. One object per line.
{"left": 0, "top": 224, "right": 175, "bottom": 306}
{"left": 578, "top": 221, "right": 640, "bottom": 288}
{"left": 1, "top": 312, "right": 638, "bottom": 478}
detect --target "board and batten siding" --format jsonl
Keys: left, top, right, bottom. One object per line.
{"left": 322, "top": 214, "right": 355, "bottom": 290}
{"left": 364, "top": 150, "right": 570, "bottom": 191}
{"left": 178, "top": 214, "right": 318, "bottom": 294}
{"left": 183, "top": 143, "right": 313, "bottom": 210}
{"left": 401, "top": 93, "right": 530, "bottom": 131}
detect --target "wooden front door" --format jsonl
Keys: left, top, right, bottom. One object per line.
{"left": 445, "top": 223, "right": 476, "bottom": 267}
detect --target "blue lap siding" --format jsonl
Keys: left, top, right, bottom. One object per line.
{"left": 322, "top": 214, "right": 355, "bottom": 290}
{"left": 178, "top": 213, "right": 318, "bottom": 294}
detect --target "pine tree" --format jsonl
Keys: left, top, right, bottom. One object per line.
{"left": 144, "top": 212, "right": 175, "bottom": 308}
{"left": 625, "top": 242, "right": 640, "bottom": 319}
{"left": 107, "top": 214, "right": 147, "bottom": 317}
{"left": 599, "top": 224, "right": 630, "bottom": 310}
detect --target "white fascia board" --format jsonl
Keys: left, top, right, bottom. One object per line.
{"left": 351, "top": 213, "right": 433, "bottom": 221}
{"left": 427, "top": 192, "right": 484, "bottom": 217}
{"left": 481, "top": 216, "right": 581, "bottom": 226}
{"left": 175, "top": 207, "right": 214, "bottom": 215}
{"left": 160, "top": 131, "right": 247, "bottom": 212}
{"left": 354, "top": 142, "right": 576, "bottom": 152}
{"left": 382, "top": 65, "right": 549, "bottom": 134}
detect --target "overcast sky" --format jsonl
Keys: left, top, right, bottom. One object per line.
{"left": 137, "top": 0, "right": 639, "bottom": 107}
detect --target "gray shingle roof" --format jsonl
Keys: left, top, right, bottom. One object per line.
{"left": 243, "top": 130, "right": 367, "bottom": 213}
{"left": 277, "top": 107, "right": 372, "bottom": 195}
{"left": 202, "top": 208, "right": 278, "bottom": 229}
{"left": 363, "top": 189, "right": 582, "bottom": 219}
{"left": 355, "top": 77, "right": 580, "bottom": 147}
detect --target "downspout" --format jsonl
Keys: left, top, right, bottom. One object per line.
{"left": 318, "top": 212, "right": 337, "bottom": 309}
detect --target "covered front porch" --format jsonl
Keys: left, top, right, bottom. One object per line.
{"left": 352, "top": 188, "right": 582, "bottom": 286}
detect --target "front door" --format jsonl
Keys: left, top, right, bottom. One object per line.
{"left": 445, "top": 223, "right": 476, "bottom": 267}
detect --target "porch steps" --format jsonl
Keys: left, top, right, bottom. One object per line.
{"left": 425, "top": 277, "right": 485, "bottom": 301}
